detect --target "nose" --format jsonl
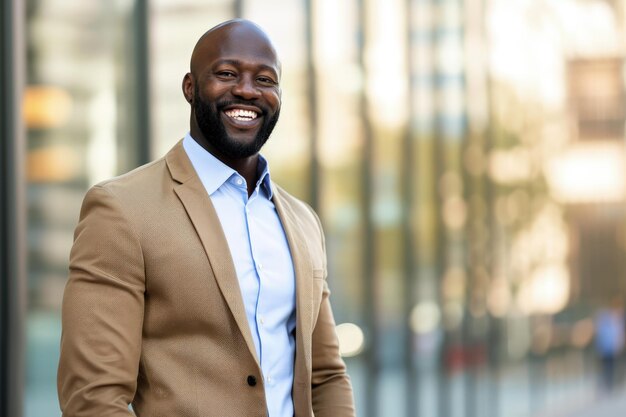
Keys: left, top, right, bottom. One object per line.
{"left": 231, "top": 74, "right": 261, "bottom": 100}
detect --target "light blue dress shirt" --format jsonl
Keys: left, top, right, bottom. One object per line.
{"left": 183, "top": 133, "right": 296, "bottom": 417}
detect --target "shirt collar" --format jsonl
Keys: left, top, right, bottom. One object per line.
{"left": 182, "top": 132, "right": 273, "bottom": 199}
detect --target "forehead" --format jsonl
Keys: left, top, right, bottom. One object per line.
{"left": 196, "top": 24, "right": 280, "bottom": 73}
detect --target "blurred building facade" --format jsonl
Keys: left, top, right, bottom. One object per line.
{"left": 2, "top": 0, "right": 626, "bottom": 416}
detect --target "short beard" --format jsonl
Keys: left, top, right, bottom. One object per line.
{"left": 193, "top": 84, "right": 280, "bottom": 159}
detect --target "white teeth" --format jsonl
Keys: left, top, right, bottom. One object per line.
{"left": 225, "top": 109, "right": 258, "bottom": 121}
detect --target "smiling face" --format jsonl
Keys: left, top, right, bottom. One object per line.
{"left": 183, "top": 20, "right": 282, "bottom": 161}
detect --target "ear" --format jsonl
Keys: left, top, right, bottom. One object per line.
{"left": 182, "top": 73, "right": 194, "bottom": 104}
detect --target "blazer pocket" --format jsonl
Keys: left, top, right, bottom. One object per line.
{"left": 311, "top": 269, "right": 325, "bottom": 321}
{"left": 312, "top": 268, "right": 325, "bottom": 280}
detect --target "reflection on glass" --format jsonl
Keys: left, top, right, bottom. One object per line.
{"left": 25, "top": 1, "right": 141, "bottom": 415}
{"left": 17, "top": 0, "right": 626, "bottom": 416}
{"left": 151, "top": 0, "right": 235, "bottom": 157}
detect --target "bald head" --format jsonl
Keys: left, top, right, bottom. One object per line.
{"left": 190, "top": 19, "right": 281, "bottom": 77}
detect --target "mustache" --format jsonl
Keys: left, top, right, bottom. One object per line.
{"left": 216, "top": 100, "right": 268, "bottom": 115}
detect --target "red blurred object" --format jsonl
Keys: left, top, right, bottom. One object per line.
{"left": 444, "top": 343, "right": 487, "bottom": 373}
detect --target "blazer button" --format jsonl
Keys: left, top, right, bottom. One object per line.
{"left": 247, "top": 375, "right": 257, "bottom": 387}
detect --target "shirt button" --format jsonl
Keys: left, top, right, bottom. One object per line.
{"left": 247, "top": 375, "right": 257, "bottom": 386}
{"left": 259, "top": 316, "right": 265, "bottom": 325}
{"left": 266, "top": 376, "right": 272, "bottom": 384}
{"left": 236, "top": 178, "right": 243, "bottom": 186}
{"left": 257, "top": 263, "right": 263, "bottom": 270}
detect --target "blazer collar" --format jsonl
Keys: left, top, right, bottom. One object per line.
{"left": 165, "top": 141, "right": 314, "bottom": 380}
{"left": 272, "top": 185, "right": 314, "bottom": 382}
{"left": 165, "top": 139, "right": 196, "bottom": 184}
{"left": 165, "top": 140, "right": 260, "bottom": 366}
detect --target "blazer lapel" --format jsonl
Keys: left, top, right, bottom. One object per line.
{"left": 272, "top": 187, "right": 314, "bottom": 382}
{"left": 165, "top": 141, "right": 260, "bottom": 366}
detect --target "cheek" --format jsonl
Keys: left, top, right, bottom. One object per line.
{"left": 201, "top": 82, "right": 229, "bottom": 101}
{"left": 266, "top": 91, "right": 281, "bottom": 112}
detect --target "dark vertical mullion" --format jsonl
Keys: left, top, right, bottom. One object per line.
{"left": 304, "top": 0, "right": 320, "bottom": 212}
{"left": 1, "top": 1, "right": 27, "bottom": 416}
{"left": 133, "top": 0, "right": 151, "bottom": 165}
{"left": 461, "top": 150, "right": 478, "bottom": 417}
{"left": 356, "top": 0, "right": 378, "bottom": 416}
{"left": 233, "top": 0, "right": 244, "bottom": 18}
{"left": 457, "top": 1, "right": 478, "bottom": 417}
{"left": 481, "top": 9, "right": 499, "bottom": 417}
{"left": 402, "top": 0, "right": 418, "bottom": 416}
{"left": 485, "top": 91, "right": 500, "bottom": 417}
{"left": 432, "top": 0, "right": 450, "bottom": 416}
{"left": 460, "top": 0, "right": 478, "bottom": 414}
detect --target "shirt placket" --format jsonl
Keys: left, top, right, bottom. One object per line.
{"left": 243, "top": 183, "right": 272, "bottom": 388}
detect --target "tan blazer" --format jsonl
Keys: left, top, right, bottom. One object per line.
{"left": 57, "top": 141, "right": 355, "bottom": 417}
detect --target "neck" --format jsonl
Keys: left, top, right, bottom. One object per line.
{"left": 190, "top": 126, "right": 260, "bottom": 197}
{"left": 225, "top": 155, "right": 260, "bottom": 197}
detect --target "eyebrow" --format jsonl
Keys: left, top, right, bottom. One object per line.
{"left": 213, "top": 59, "right": 279, "bottom": 78}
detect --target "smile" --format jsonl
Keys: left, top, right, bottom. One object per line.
{"left": 224, "top": 108, "right": 259, "bottom": 121}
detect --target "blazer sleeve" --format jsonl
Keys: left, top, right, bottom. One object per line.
{"left": 58, "top": 185, "right": 145, "bottom": 416}
{"left": 308, "top": 208, "right": 356, "bottom": 417}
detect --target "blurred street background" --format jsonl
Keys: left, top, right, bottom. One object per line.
{"left": 2, "top": 0, "right": 626, "bottom": 416}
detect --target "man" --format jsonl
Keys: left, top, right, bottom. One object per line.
{"left": 58, "top": 19, "right": 355, "bottom": 417}
{"left": 594, "top": 297, "right": 625, "bottom": 393}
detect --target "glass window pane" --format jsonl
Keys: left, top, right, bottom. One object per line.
{"left": 24, "top": 1, "right": 141, "bottom": 415}
{"left": 151, "top": 0, "right": 235, "bottom": 158}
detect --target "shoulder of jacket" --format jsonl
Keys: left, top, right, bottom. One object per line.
{"left": 273, "top": 184, "right": 317, "bottom": 218}
{"left": 272, "top": 183, "right": 326, "bottom": 243}
{"left": 94, "top": 156, "right": 167, "bottom": 192}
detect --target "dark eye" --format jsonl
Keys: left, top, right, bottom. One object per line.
{"left": 216, "top": 71, "right": 236, "bottom": 78}
{"left": 257, "top": 76, "right": 277, "bottom": 86}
